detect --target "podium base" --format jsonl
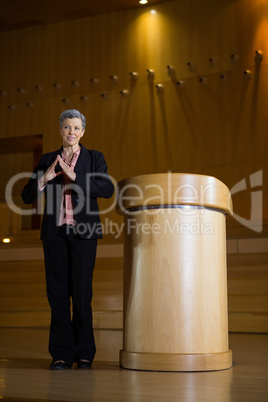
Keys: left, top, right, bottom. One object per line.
{"left": 120, "top": 350, "right": 233, "bottom": 372}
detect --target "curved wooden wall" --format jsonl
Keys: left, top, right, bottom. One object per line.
{"left": 0, "top": 0, "right": 267, "bottom": 236}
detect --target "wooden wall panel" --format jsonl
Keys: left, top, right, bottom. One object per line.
{"left": 0, "top": 153, "right": 33, "bottom": 202}
{"left": 0, "top": 0, "right": 267, "bottom": 237}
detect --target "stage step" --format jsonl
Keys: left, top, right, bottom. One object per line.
{"left": 0, "top": 251, "right": 267, "bottom": 332}
{"left": 0, "top": 257, "right": 123, "bottom": 330}
{"left": 0, "top": 311, "right": 123, "bottom": 330}
{"left": 227, "top": 252, "right": 268, "bottom": 332}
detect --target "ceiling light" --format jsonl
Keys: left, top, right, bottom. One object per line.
{"left": 139, "top": 1, "right": 148, "bottom": 5}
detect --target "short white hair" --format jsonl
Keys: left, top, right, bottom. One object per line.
{"left": 59, "top": 109, "right": 86, "bottom": 129}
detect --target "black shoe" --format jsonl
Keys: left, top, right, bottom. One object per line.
{"left": 50, "top": 361, "right": 72, "bottom": 370}
{"left": 77, "top": 359, "right": 92, "bottom": 369}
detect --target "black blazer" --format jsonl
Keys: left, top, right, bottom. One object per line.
{"left": 21, "top": 144, "right": 114, "bottom": 240}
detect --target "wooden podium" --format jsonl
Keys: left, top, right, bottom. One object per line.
{"left": 116, "top": 173, "right": 233, "bottom": 371}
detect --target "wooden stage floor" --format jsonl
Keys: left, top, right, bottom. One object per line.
{"left": 0, "top": 329, "right": 267, "bottom": 401}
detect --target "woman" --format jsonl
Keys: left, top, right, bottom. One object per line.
{"left": 21, "top": 109, "right": 114, "bottom": 370}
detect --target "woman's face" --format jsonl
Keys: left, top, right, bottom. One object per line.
{"left": 59, "top": 118, "right": 85, "bottom": 147}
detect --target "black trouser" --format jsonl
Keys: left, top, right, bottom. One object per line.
{"left": 42, "top": 225, "right": 97, "bottom": 366}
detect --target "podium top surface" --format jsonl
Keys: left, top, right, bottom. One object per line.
{"left": 116, "top": 173, "right": 233, "bottom": 215}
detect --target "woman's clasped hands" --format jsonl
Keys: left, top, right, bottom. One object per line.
{"left": 40, "top": 155, "right": 76, "bottom": 187}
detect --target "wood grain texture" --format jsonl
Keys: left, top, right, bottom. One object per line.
{"left": 116, "top": 173, "right": 233, "bottom": 214}
{"left": 118, "top": 173, "right": 232, "bottom": 370}
{"left": 120, "top": 350, "right": 232, "bottom": 372}
{"left": 122, "top": 209, "right": 230, "bottom": 352}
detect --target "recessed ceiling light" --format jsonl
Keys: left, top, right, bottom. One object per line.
{"left": 139, "top": 0, "right": 148, "bottom": 5}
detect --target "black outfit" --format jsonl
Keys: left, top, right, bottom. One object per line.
{"left": 21, "top": 144, "right": 114, "bottom": 366}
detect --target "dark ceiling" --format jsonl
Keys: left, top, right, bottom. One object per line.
{"left": 0, "top": 0, "right": 171, "bottom": 32}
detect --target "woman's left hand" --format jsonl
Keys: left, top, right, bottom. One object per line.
{"left": 57, "top": 155, "right": 76, "bottom": 181}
